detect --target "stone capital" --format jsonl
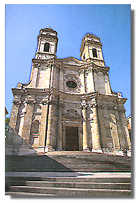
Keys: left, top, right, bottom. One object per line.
{"left": 13, "top": 100, "right": 21, "bottom": 106}
{"left": 90, "top": 103, "right": 98, "bottom": 108}
{"left": 41, "top": 97, "right": 49, "bottom": 105}
{"left": 90, "top": 98, "right": 98, "bottom": 108}
{"left": 81, "top": 100, "right": 88, "bottom": 109}
{"left": 26, "top": 100, "right": 35, "bottom": 105}
{"left": 41, "top": 101, "right": 48, "bottom": 105}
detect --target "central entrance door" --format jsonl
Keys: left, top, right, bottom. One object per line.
{"left": 65, "top": 126, "right": 79, "bottom": 151}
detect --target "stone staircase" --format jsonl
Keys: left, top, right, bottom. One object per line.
{"left": 6, "top": 174, "right": 132, "bottom": 198}
{"left": 5, "top": 151, "right": 131, "bottom": 172}
{"left": 5, "top": 151, "right": 132, "bottom": 198}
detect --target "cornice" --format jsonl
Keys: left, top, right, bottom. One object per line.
{"left": 11, "top": 86, "right": 127, "bottom": 113}
{"left": 86, "top": 40, "right": 102, "bottom": 47}
{"left": 12, "top": 87, "right": 50, "bottom": 96}
{"left": 78, "top": 64, "right": 109, "bottom": 75}
{"left": 96, "top": 93, "right": 127, "bottom": 104}
{"left": 36, "top": 52, "right": 55, "bottom": 56}
{"left": 97, "top": 103, "right": 126, "bottom": 113}
{"left": 40, "top": 28, "right": 57, "bottom": 35}
{"left": 38, "top": 34, "right": 58, "bottom": 43}
{"left": 92, "top": 66, "right": 109, "bottom": 74}
{"left": 32, "top": 56, "right": 109, "bottom": 74}
{"left": 32, "top": 58, "right": 55, "bottom": 66}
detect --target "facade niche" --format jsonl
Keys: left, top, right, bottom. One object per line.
{"left": 30, "top": 120, "right": 40, "bottom": 144}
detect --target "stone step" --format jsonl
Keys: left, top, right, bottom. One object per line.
{"left": 6, "top": 176, "right": 131, "bottom": 183}
{"left": 5, "top": 168, "right": 130, "bottom": 172}
{"left": 10, "top": 185, "right": 132, "bottom": 197}
{"left": 5, "top": 153, "right": 131, "bottom": 172}
{"left": 25, "top": 181, "right": 131, "bottom": 190}
{"left": 5, "top": 191, "right": 56, "bottom": 198}
{"left": 5, "top": 166, "right": 130, "bottom": 172}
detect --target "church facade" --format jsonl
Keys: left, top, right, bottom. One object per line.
{"left": 9, "top": 28, "right": 131, "bottom": 154}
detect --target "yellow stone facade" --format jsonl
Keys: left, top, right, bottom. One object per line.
{"left": 9, "top": 28, "right": 131, "bottom": 154}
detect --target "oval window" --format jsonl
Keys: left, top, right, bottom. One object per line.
{"left": 66, "top": 81, "right": 77, "bottom": 88}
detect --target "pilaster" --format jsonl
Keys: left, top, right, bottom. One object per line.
{"left": 79, "top": 69, "right": 85, "bottom": 93}
{"left": 57, "top": 101, "right": 63, "bottom": 150}
{"left": 104, "top": 73, "right": 111, "bottom": 95}
{"left": 22, "top": 100, "right": 34, "bottom": 144}
{"left": 59, "top": 65, "right": 64, "bottom": 91}
{"left": 109, "top": 113, "right": 120, "bottom": 151}
{"left": 31, "top": 66, "right": 39, "bottom": 87}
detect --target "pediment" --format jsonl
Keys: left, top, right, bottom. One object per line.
{"left": 59, "top": 57, "right": 83, "bottom": 66}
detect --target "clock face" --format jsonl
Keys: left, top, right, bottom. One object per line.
{"left": 66, "top": 80, "right": 77, "bottom": 89}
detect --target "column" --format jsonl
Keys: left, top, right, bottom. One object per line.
{"left": 9, "top": 100, "right": 20, "bottom": 131}
{"left": 22, "top": 101, "right": 34, "bottom": 144}
{"left": 81, "top": 101, "right": 89, "bottom": 151}
{"left": 91, "top": 100, "right": 102, "bottom": 152}
{"left": 39, "top": 102, "right": 48, "bottom": 147}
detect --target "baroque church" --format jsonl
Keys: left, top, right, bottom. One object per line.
{"left": 9, "top": 28, "right": 131, "bottom": 154}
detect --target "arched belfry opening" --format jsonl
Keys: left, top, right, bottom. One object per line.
{"left": 92, "top": 48, "right": 97, "bottom": 58}
{"left": 44, "top": 42, "right": 50, "bottom": 52}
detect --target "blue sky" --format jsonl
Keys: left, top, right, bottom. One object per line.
{"left": 5, "top": 4, "right": 131, "bottom": 116}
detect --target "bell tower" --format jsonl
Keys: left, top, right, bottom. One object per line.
{"left": 80, "top": 33, "right": 105, "bottom": 66}
{"left": 35, "top": 27, "right": 58, "bottom": 60}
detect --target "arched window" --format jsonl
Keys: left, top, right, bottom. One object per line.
{"left": 44, "top": 42, "right": 50, "bottom": 52}
{"left": 92, "top": 48, "right": 97, "bottom": 58}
